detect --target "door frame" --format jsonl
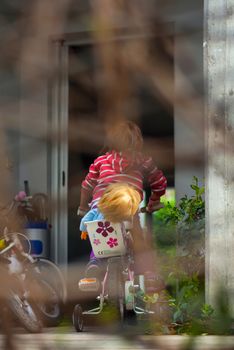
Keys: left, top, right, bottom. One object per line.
{"left": 50, "top": 27, "right": 173, "bottom": 266}
{"left": 50, "top": 40, "right": 69, "bottom": 265}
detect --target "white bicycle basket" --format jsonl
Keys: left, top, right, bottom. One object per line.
{"left": 85, "top": 220, "right": 126, "bottom": 258}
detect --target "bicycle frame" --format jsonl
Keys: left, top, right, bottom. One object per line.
{"left": 80, "top": 227, "right": 156, "bottom": 317}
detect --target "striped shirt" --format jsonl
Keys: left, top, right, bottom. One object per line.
{"left": 82, "top": 151, "right": 167, "bottom": 208}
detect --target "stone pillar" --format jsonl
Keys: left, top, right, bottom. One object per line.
{"left": 205, "top": 0, "right": 234, "bottom": 309}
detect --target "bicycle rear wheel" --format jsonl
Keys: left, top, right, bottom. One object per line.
{"left": 33, "top": 258, "right": 66, "bottom": 303}
{"left": 35, "top": 279, "right": 61, "bottom": 327}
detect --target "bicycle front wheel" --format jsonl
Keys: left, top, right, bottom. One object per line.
{"left": 107, "top": 257, "right": 124, "bottom": 324}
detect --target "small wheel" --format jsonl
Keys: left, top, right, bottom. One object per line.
{"left": 72, "top": 304, "right": 84, "bottom": 332}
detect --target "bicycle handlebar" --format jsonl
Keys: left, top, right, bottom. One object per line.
{"left": 0, "top": 241, "right": 16, "bottom": 256}
{"left": 0, "top": 228, "right": 31, "bottom": 257}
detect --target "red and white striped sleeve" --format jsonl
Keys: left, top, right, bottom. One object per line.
{"left": 143, "top": 157, "right": 167, "bottom": 200}
{"left": 81, "top": 156, "right": 105, "bottom": 192}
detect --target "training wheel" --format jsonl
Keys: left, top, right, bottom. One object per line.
{"left": 72, "top": 304, "right": 84, "bottom": 332}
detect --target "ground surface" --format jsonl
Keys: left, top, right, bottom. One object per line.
{"left": 1, "top": 328, "right": 234, "bottom": 350}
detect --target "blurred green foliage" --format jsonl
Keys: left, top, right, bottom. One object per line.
{"left": 153, "top": 177, "right": 234, "bottom": 334}
{"left": 153, "top": 176, "right": 205, "bottom": 264}
{"left": 153, "top": 177, "right": 224, "bottom": 334}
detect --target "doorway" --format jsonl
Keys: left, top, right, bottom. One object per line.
{"left": 67, "top": 42, "right": 174, "bottom": 263}
{"left": 50, "top": 34, "right": 174, "bottom": 266}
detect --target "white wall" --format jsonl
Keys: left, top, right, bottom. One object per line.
{"left": 174, "top": 29, "right": 204, "bottom": 201}
{"left": 19, "top": 82, "right": 49, "bottom": 195}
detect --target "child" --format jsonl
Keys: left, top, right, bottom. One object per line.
{"left": 78, "top": 121, "right": 167, "bottom": 290}
{"left": 77, "top": 121, "right": 167, "bottom": 216}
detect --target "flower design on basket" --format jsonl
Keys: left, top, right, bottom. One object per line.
{"left": 96, "top": 221, "right": 114, "bottom": 237}
{"left": 93, "top": 238, "right": 101, "bottom": 246}
{"left": 107, "top": 237, "right": 118, "bottom": 248}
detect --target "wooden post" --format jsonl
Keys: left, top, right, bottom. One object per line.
{"left": 205, "top": 0, "right": 234, "bottom": 309}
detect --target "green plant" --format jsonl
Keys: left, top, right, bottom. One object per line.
{"left": 154, "top": 176, "right": 205, "bottom": 268}
{"left": 153, "top": 177, "right": 234, "bottom": 335}
{"left": 201, "top": 303, "right": 214, "bottom": 320}
{"left": 153, "top": 197, "right": 178, "bottom": 250}
{"left": 176, "top": 177, "right": 205, "bottom": 261}
{"left": 169, "top": 273, "right": 205, "bottom": 334}
{"left": 153, "top": 177, "right": 208, "bottom": 334}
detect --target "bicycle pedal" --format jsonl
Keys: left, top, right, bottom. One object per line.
{"left": 78, "top": 278, "right": 100, "bottom": 292}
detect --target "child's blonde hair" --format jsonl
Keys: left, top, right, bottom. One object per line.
{"left": 106, "top": 121, "right": 143, "bottom": 155}
{"left": 98, "top": 183, "right": 141, "bottom": 223}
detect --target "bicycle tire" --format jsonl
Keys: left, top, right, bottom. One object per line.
{"left": 35, "top": 279, "right": 61, "bottom": 327}
{"left": 72, "top": 304, "right": 84, "bottom": 332}
{"left": 9, "top": 292, "right": 42, "bottom": 333}
{"left": 34, "top": 258, "right": 66, "bottom": 302}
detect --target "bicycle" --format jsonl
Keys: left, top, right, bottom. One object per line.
{"left": 72, "top": 207, "right": 167, "bottom": 332}
{"left": 0, "top": 228, "right": 42, "bottom": 333}
{"left": 0, "top": 194, "right": 67, "bottom": 326}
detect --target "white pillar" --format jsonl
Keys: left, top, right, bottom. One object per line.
{"left": 205, "top": 0, "right": 234, "bottom": 309}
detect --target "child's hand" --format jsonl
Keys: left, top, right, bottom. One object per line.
{"left": 147, "top": 200, "right": 164, "bottom": 213}
{"left": 77, "top": 207, "right": 88, "bottom": 217}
